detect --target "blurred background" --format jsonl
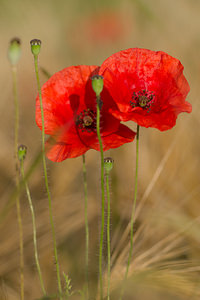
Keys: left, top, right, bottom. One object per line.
{"left": 0, "top": 0, "right": 200, "bottom": 299}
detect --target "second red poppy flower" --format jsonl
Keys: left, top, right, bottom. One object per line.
{"left": 100, "top": 48, "right": 192, "bottom": 131}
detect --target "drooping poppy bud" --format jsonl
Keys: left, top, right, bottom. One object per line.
{"left": 8, "top": 37, "right": 21, "bottom": 65}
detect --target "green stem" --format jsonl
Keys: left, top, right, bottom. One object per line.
{"left": 33, "top": 55, "right": 63, "bottom": 300}
{"left": 12, "top": 66, "right": 19, "bottom": 161}
{"left": 96, "top": 95, "right": 105, "bottom": 300}
{"left": 16, "top": 191, "right": 24, "bottom": 300}
{"left": 12, "top": 65, "right": 24, "bottom": 300}
{"left": 0, "top": 150, "right": 42, "bottom": 226}
{"left": 82, "top": 154, "right": 89, "bottom": 299}
{"left": 119, "top": 125, "right": 140, "bottom": 300}
{"left": 20, "top": 159, "right": 46, "bottom": 295}
{"left": 106, "top": 171, "right": 111, "bottom": 300}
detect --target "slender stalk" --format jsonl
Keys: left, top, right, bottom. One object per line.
{"left": 119, "top": 125, "right": 140, "bottom": 300}
{"left": 12, "top": 65, "right": 24, "bottom": 300}
{"left": 33, "top": 54, "right": 63, "bottom": 300}
{"left": 96, "top": 95, "right": 105, "bottom": 300}
{"left": 16, "top": 189, "right": 24, "bottom": 300}
{"left": 0, "top": 150, "right": 42, "bottom": 226}
{"left": 82, "top": 154, "right": 89, "bottom": 299}
{"left": 20, "top": 157, "right": 46, "bottom": 295}
{"left": 12, "top": 66, "right": 19, "bottom": 160}
{"left": 105, "top": 171, "right": 111, "bottom": 300}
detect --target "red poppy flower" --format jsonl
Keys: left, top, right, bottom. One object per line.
{"left": 35, "top": 65, "right": 136, "bottom": 162}
{"left": 99, "top": 48, "right": 192, "bottom": 131}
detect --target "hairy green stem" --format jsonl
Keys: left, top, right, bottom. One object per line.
{"left": 12, "top": 65, "right": 24, "bottom": 300}
{"left": 0, "top": 150, "right": 42, "bottom": 226}
{"left": 82, "top": 154, "right": 89, "bottom": 299}
{"left": 16, "top": 190, "right": 24, "bottom": 300}
{"left": 20, "top": 159, "right": 46, "bottom": 295}
{"left": 33, "top": 55, "right": 63, "bottom": 299}
{"left": 120, "top": 125, "right": 140, "bottom": 300}
{"left": 96, "top": 95, "right": 105, "bottom": 300}
{"left": 105, "top": 171, "right": 111, "bottom": 300}
{"left": 12, "top": 66, "right": 19, "bottom": 161}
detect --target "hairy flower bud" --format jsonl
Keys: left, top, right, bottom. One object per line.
{"left": 8, "top": 37, "right": 21, "bottom": 65}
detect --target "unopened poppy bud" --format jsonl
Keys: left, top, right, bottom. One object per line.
{"left": 8, "top": 38, "right": 21, "bottom": 65}
{"left": 104, "top": 157, "right": 114, "bottom": 173}
{"left": 30, "top": 39, "right": 41, "bottom": 56}
{"left": 18, "top": 144, "right": 27, "bottom": 161}
{"left": 91, "top": 75, "right": 104, "bottom": 96}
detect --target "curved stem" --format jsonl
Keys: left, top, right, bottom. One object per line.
{"left": 12, "top": 65, "right": 24, "bottom": 300}
{"left": 0, "top": 150, "right": 42, "bottom": 226}
{"left": 82, "top": 154, "right": 89, "bottom": 299}
{"left": 20, "top": 159, "right": 46, "bottom": 295}
{"left": 33, "top": 55, "right": 63, "bottom": 300}
{"left": 106, "top": 171, "right": 111, "bottom": 300}
{"left": 120, "top": 125, "right": 140, "bottom": 300}
{"left": 96, "top": 95, "right": 105, "bottom": 300}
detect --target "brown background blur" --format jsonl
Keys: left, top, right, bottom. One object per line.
{"left": 0, "top": 0, "right": 199, "bottom": 299}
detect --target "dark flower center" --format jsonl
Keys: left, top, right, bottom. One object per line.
{"left": 83, "top": 115, "right": 93, "bottom": 126}
{"left": 76, "top": 109, "right": 96, "bottom": 132}
{"left": 130, "top": 90, "right": 155, "bottom": 112}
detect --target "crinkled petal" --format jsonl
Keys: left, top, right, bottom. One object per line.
{"left": 45, "top": 124, "right": 89, "bottom": 162}
{"left": 92, "top": 123, "right": 136, "bottom": 151}
{"left": 36, "top": 65, "right": 99, "bottom": 135}
{"left": 46, "top": 140, "right": 88, "bottom": 162}
{"left": 100, "top": 48, "right": 191, "bottom": 130}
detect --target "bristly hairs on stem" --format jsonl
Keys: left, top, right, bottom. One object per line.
{"left": 104, "top": 157, "right": 114, "bottom": 300}
{"left": 8, "top": 37, "right": 24, "bottom": 300}
{"left": 30, "top": 39, "right": 63, "bottom": 300}
{"left": 119, "top": 125, "right": 140, "bottom": 300}
{"left": 18, "top": 145, "right": 47, "bottom": 296}
{"left": 91, "top": 75, "right": 105, "bottom": 300}
{"left": 82, "top": 154, "right": 89, "bottom": 299}
{"left": 0, "top": 149, "right": 43, "bottom": 226}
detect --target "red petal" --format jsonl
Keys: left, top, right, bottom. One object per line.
{"left": 92, "top": 123, "right": 136, "bottom": 151}
{"left": 36, "top": 65, "right": 99, "bottom": 135}
{"left": 45, "top": 124, "right": 89, "bottom": 162}
{"left": 36, "top": 65, "right": 99, "bottom": 161}
{"left": 46, "top": 141, "right": 88, "bottom": 162}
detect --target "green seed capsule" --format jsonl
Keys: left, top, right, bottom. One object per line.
{"left": 30, "top": 39, "right": 42, "bottom": 56}
{"left": 18, "top": 145, "right": 27, "bottom": 161}
{"left": 91, "top": 75, "right": 104, "bottom": 97}
{"left": 104, "top": 157, "right": 114, "bottom": 173}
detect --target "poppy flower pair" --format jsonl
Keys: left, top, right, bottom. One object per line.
{"left": 36, "top": 48, "right": 192, "bottom": 162}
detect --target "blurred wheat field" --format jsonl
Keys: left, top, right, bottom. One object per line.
{"left": 0, "top": 0, "right": 200, "bottom": 299}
